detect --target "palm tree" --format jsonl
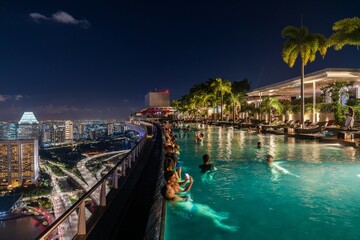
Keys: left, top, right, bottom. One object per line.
{"left": 259, "top": 97, "right": 284, "bottom": 124}
{"left": 282, "top": 26, "right": 327, "bottom": 128}
{"left": 328, "top": 17, "right": 360, "bottom": 50}
{"left": 211, "top": 78, "right": 232, "bottom": 121}
{"left": 197, "top": 92, "right": 216, "bottom": 119}
{"left": 228, "top": 92, "right": 245, "bottom": 124}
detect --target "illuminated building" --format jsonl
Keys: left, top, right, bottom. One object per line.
{"left": 65, "top": 120, "right": 74, "bottom": 142}
{"left": 145, "top": 89, "right": 170, "bottom": 108}
{"left": 136, "top": 89, "right": 174, "bottom": 118}
{"left": 18, "top": 112, "right": 39, "bottom": 140}
{"left": 0, "top": 139, "right": 39, "bottom": 188}
{"left": 107, "top": 122, "right": 114, "bottom": 135}
{"left": 0, "top": 122, "right": 18, "bottom": 140}
{"left": 51, "top": 125, "right": 66, "bottom": 144}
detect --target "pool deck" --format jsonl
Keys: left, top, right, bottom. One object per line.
{"left": 289, "top": 133, "right": 358, "bottom": 145}
{"left": 204, "top": 121, "right": 360, "bottom": 148}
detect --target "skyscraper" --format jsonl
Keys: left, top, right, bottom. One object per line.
{"left": 145, "top": 90, "right": 170, "bottom": 108}
{"left": 0, "top": 122, "right": 18, "bottom": 140}
{"left": 0, "top": 139, "right": 39, "bottom": 188}
{"left": 50, "top": 125, "right": 66, "bottom": 144}
{"left": 107, "top": 122, "right": 114, "bottom": 135}
{"left": 18, "top": 112, "right": 39, "bottom": 140}
{"left": 65, "top": 120, "right": 74, "bottom": 142}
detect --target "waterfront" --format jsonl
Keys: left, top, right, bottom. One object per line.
{"left": 0, "top": 216, "right": 46, "bottom": 240}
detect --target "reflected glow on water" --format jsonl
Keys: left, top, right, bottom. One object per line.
{"left": 166, "top": 125, "right": 360, "bottom": 240}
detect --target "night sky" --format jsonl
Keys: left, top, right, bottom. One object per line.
{"left": 0, "top": 0, "right": 358, "bottom": 120}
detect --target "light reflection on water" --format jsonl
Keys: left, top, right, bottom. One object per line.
{"left": 167, "top": 125, "right": 360, "bottom": 240}
{"left": 0, "top": 216, "right": 45, "bottom": 240}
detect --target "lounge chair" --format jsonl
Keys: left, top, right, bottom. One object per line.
{"left": 295, "top": 121, "right": 328, "bottom": 134}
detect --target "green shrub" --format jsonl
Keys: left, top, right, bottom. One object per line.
{"left": 347, "top": 98, "right": 360, "bottom": 106}
{"left": 319, "top": 103, "right": 334, "bottom": 113}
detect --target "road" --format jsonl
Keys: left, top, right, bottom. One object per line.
{"left": 44, "top": 165, "right": 78, "bottom": 240}
{"left": 76, "top": 150, "right": 130, "bottom": 203}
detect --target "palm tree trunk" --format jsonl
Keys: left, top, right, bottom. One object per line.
{"left": 301, "top": 60, "right": 305, "bottom": 129}
{"left": 233, "top": 101, "right": 235, "bottom": 124}
{"left": 221, "top": 93, "right": 223, "bottom": 121}
{"left": 269, "top": 108, "right": 271, "bottom": 124}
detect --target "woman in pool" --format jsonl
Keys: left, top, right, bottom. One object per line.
{"left": 161, "top": 184, "right": 238, "bottom": 232}
{"left": 194, "top": 132, "right": 204, "bottom": 142}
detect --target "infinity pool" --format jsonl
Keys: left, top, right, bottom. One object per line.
{"left": 165, "top": 125, "right": 360, "bottom": 240}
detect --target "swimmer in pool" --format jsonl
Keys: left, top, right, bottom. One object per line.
{"left": 265, "top": 154, "right": 299, "bottom": 177}
{"left": 161, "top": 184, "right": 238, "bottom": 232}
{"left": 164, "top": 170, "right": 193, "bottom": 193}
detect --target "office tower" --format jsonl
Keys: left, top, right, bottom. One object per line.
{"left": 79, "top": 123, "right": 84, "bottom": 135}
{"left": 18, "top": 112, "right": 39, "bottom": 140}
{"left": 51, "top": 125, "right": 66, "bottom": 144}
{"left": 65, "top": 120, "right": 74, "bottom": 142}
{"left": 144, "top": 90, "right": 170, "bottom": 108}
{"left": 0, "top": 139, "right": 39, "bottom": 188}
{"left": 0, "top": 122, "right": 18, "bottom": 140}
{"left": 114, "top": 123, "right": 125, "bottom": 134}
{"left": 107, "top": 123, "right": 114, "bottom": 135}
{"left": 39, "top": 123, "right": 52, "bottom": 145}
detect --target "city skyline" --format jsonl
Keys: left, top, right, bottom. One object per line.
{"left": 0, "top": 0, "right": 359, "bottom": 120}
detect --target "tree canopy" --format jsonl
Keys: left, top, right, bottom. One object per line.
{"left": 328, "top": 17, "right": 360, "bottom": 50}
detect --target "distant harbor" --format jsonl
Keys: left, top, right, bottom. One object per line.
{"left": 0, "top": 216, "right": 46, "bottom": 240}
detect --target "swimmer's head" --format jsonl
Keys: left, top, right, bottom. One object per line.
{"left": 203, "top": 154, "right": 210, "bottom": 163}
{"left": 164, "top": 170, "right": 175, "bottom": 182}
{"left": 165, "top": 145, "right": 174, "bottom": 153}
{"left": 266, "top": 154, "right": 274, "bottom": 163}
{"left": 257, "top": 142, "right": 262, "bottom": 148}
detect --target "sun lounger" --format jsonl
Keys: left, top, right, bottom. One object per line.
{"left": 295, "top": 121, "right": 328, "bottom": 134}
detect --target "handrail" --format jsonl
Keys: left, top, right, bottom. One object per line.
{"left": 36, "top": 122, "right": 151, "bottom": 240}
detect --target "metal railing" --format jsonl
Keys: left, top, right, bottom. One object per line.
{"left": 36, "top": 122, "right": 152, "bottom": 240}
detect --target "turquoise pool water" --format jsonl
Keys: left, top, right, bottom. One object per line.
{"left": 165, "top": 125, "right": 360, "bottom": 240}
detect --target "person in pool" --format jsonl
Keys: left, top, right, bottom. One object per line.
{"left": 199, "top": 154, "right": 214, "bottom": 172}
{"left": 164, "top": 145, "right": 182, "bottom": 177}
{"left": 161, "top": 184, "right": 189, "bottom": 201}
{"left": 266, "top": 154, "right": 274, "bottom": 164}
{"left": 195, "top": 132, "right": 204, "bottom": 142}
{"left": 164, "top": 170, "right": 193, "bottom": 193}
{"left": 257, "top": 142, "right": 262, "bottom": 148}
{"left": 161, "top": 184, "right": 238, "bottom": 232}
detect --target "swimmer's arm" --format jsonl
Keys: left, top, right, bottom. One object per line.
{"left": 174, "top": 171, "right": 180, "bottom": 180}
{"left": 181, "top": 176, "right": 193, "bottom": 192}
{"left": 171, "top": 195, "right": 188, "bottom": 202}
{"left": 178, "top": 179, "right": 188, "bottom": 186}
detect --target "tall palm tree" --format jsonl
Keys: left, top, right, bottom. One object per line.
{"left": 259, "top": 97, "right": 284, "bottom": 123}
{"left": 282, "top": 26, "right": 327, "bottom": 128}
{"left": 228, "top": 92, "right": 245, "bottom": 124}
{"left": 198, "top": 92, "right": 216, "bottom": 119}
{"left": 328, "top": 17, "right": 360, "bottom": 50}
{"left": 211, "top": 78, "right": 232, "bottom": 121}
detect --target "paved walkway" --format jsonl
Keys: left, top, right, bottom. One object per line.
{"left": 87, "top": 129, "right": 162, "bottom": 240}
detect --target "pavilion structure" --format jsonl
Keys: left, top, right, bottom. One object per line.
{"left": 246, "top": 68, "right": 360, "bottom": 122}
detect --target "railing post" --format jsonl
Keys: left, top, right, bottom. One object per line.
{"left": 77, "top": 201, "right": 86, "bottom": 236}
{"left": 127, "top": 154, "right": 131, "bottom": 168}
{"left": 118, "top": 165, "right": 122, "bottom": 177}
{"left": 100, "top": 181, "right": 106, "bottom": 207}
{"left": 133, "top": 150, "right": 136, "bottom": 162}
{"left": 122, "top": 161, "right": 126, "bottom": 176}
{"left": 113, "top": 170, "right": 118, "bottom": 189}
